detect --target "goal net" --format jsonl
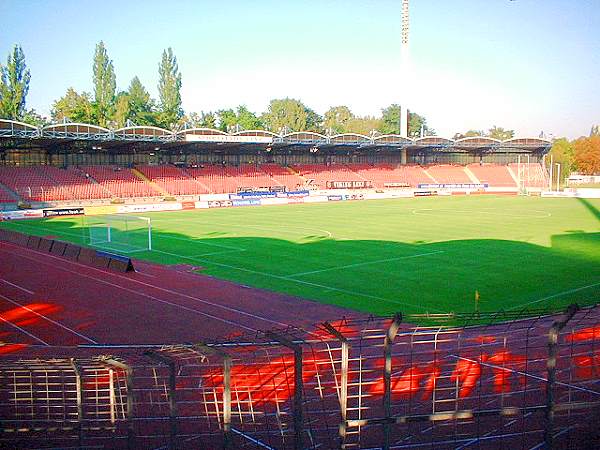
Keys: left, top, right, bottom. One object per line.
{"left": 83, "top": 214, "right": 152, "bottom": 253}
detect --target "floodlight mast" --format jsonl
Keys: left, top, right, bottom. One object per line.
{"left": 400, "top": 0, "right": 410, "bottom": 138}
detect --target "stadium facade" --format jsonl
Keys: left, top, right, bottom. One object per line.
{"left": 0, "top": 119, "right": 550, "bottom": 167}
{"left": 0, "top": 119, "right": 553, "bottom": 213}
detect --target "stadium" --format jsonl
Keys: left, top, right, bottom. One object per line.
{"left": 0, "top": 118, "right": 599, "bottom": 449}
{"left": 1, "top": 1, "right": 600, "bottom": 449}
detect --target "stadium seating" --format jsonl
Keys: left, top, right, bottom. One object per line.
{"left": 185, "top": 164, "right": 282, "bottom": 194}
{"left": 137, "top": 165, "right": 209, "bottom": 195}
{"left": 0, "top": 166, "right": 108, "bottom": 201}
{"left": 260, "top": 164, "right": 306, "bottom": 191}
{"left": 0, "top": 186, "right": 16, "bottom": 203}
{"left": 0, "top": 162, "right": 546, "bottom": 203}
{"left": 82, "top": 166, "right": 161, "bottom": 198}
{"left": 349, "top": 164, "right": 432, "bottom": 188}
{"left": 425, "top": 164, "right": 473, "bottom": 184}
{"left": 290, "top": 164, "right": 364, "bottom": 188}
{"left": 467, "top": 164, "right": 517, "bottom": 187}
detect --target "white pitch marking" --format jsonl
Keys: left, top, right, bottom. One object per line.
{"left": 0, "top": 278, "right": 35, "bottom": 295}
{"left": 288, "top": 250, "right": 445, "bottom": 277}
{"left": 0, "top": 293, "right": 98, "bottom": 344}
{"left": 190, "top": 249, "right": 246, "bottom": 258}
{"left": 151, "top": 249, "right": 445, "bottom": 312}
{"left": 507, "top": 281, "right": 600, "bottom": 311}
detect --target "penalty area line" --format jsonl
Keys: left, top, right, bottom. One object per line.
{"left": 152, "top": 249, "right": 445, "bottom": 313}
{"left": 288, "top": 250, "right": 445, "bottom": 277}
{"left": 506, "top": 281, "right": 600, "bottom": 311}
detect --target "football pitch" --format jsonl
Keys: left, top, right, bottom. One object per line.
{"left": 2, "top": 195, "right": 599, "bottom": 317}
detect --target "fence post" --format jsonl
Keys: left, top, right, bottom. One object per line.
{"left": 265, "top": 331, "right": 304, "bottom": 450}
{"left": 145, "top": 351, "right": 178, "bottom": 449}
{"left": 104, "top": 358, "right": 135, "bottom": 449}
{"left": 193, "top": 344, "right": 233, "bottom": 449}
{"left": 321, "top": 321, "right": 350, "bottom": 449}
{"left": 544, "top": 304, "right": 579, "bottom": 449}
{"left": 383, "top": 313, "right": 403, "bottom": 450}
{"left": 69, "top": 358, "right": 84, "bottom": 447}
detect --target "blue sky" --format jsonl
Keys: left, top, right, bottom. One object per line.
{"left": 1, "top": 0, "right": 599, "bottom": 138}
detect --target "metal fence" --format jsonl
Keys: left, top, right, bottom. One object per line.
{"left": 1, "top": 304, "right": 599, "bottom": 449}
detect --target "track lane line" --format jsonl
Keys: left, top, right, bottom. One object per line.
{"left": 0, "top": 293, "right": 97, "bottom": 344}
{"left": 0, "top": 278, "right": 35, "bottom": 295}
{"left": 0, "top": 245, "right": 262, "bottom": 332}
{"left": 0, "top": 232, "right": 289, "bottom": 327}
{"left": 0, "top": 305, "right": 50, "bottom": 346}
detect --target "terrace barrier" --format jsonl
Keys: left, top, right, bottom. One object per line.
{"left": 0, "top": 305, "right": 599, "bottom": 449}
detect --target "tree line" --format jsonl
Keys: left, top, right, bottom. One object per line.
{"left": 548, "top": 133, "right": 600, "bottom": 178}
{"left": 0, "top": 43, "right": 438, "bottom": 136}
{"left": 2, "top": 41, "right": 598, "bottom": 177}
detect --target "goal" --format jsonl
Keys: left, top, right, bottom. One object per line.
{"left": 83, "top": 214, "right": 152, "bottom": 253}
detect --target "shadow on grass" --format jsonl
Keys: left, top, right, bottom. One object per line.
{"left": 578, "top": 197, "right": 600, "bottom": 222}
{"left": 1, "top": 216, "right": 599, "bottom": 323}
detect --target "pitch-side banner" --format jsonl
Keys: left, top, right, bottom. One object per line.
{"left": 0, "top": 209, "right": 44, "bottom": 220}
{"left": 418, "top": 183, "right": 488, "bottom": 189}
{"left": 186, "top": 134, "right": 273, "bottom": 144}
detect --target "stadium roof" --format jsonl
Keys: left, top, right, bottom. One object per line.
{"left": 0, "top": 119, "right": 551, "bottom": 154}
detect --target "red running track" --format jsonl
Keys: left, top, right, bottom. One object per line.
{"left": 0, "top": 241, "right": 363, "bottom": 351}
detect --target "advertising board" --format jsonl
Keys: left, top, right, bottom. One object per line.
{"left": 43, "top": 207, "right": 85, "bottom": 217}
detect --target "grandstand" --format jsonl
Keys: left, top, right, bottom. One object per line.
{"left": 0, "top": 161, "right": 553, "bottom": 203}
{"left": 466, "top": 163, "right": 518, "bottom": 188}
{"left": 425, "top": 164, "right": 474, "bottom": 184}
{"left": 0, "top": 119, "right": 552, "bottom": 207}
{"left": 80, "top": 165, "right": 161, "bottom": 198}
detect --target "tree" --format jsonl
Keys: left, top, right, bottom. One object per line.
{"left": 379, "top": 105, "right": 432, "bottom": 137}
{"left": 236, "top": 105, "right": 262, "bottom": 130}
{"left": 51, "top": 88, "right": 95, "bottom": 123}
{"left": 261, "top": 98, "right": 316, "bottom": 133}
{"left": 22, "top": 108, "right": 48, "bottom": 127}
{"left": 379, "top": 104, "right": 401, "bottom": 134}
{"left": 113, "top": 92, "right": 131, "bottom": 128}
{"left": 217, "top": 108, "right": 237, "bottom": 132}
{"left": 304, "top": 106, "right": 323, "bottom": 133}
{"left": 345, "top": 116, "right": 383, "bottom": 135}
{"left": 199, "top": 111, "right": 217, "bottom": 128}
{"left": 453, "top": 130, "right": 484, "bottom": 140}
{"left": 126, "top": 76, "right": 156, "bottom": 125}
{"left": 216, "top": 106, "right": 262, "bottom": 132}
{"left": 548, "top": 138, "right": 576, "bottom": 182}
{"left": 157, "top": 48, "right": 183, "bottom": 129}
{"left": 408, "top": 112, "right": 434, "bottom": 137}
{"left": 185, "top": 111, "right": 216, "bottom": 128}
{"left": 0, "top": 45, "right": 31, "bottom": 120}
{"left": 487, "top": 126, "right": 514, "bottom": 141}
{"left": 92, "top": 41, "right": 116, "bottom": 127}
{"left": 573, "top": 136, "right": 600, "bottom": 175}
{"left": 324, "top": 106, "right": 353, "bottom": 134}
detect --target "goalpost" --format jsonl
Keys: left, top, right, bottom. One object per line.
{"left": 83, "top": 214, "right": 152, "bottom": 253}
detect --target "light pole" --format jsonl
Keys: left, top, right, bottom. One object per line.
{"left": 555, "top": 163, "right": 561, "bottom": 191}
{"left": 400, "top": 0, "right": 409, "bottom": 138}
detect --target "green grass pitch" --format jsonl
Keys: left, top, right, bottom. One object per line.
{"left": 2, "top": 195, "right": 599, "bottom": 317}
